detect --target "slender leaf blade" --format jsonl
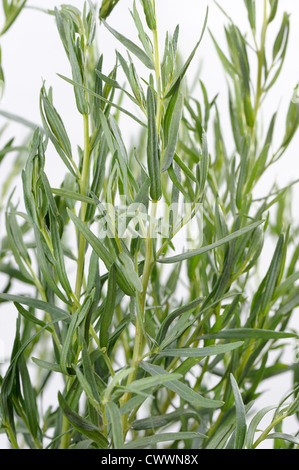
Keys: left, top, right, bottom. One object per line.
{"left": 158, "top": 341, "right": 244, "bottom": 357}
{"left": 147, "top": 86, "right": 161, "bottom": 201}
{"left": 124, "top": 432, "right": 206, "bottom": 449}
{"left": 102, "top": 20, "right": 154, "bottom": 70}
{"left": 158, "top": 220, "right": 263, "bottom": 263}
{"left": 230, "top": 374, "right": 247, "bottom": 449}
{"left": 106, "top": 402, "right": 124, "bottom": 449}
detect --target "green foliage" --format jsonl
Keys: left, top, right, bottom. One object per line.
{"left": 0, "top": 0, "right": 299, "bottom": 450}
{"left": 99, "top": 0, "right": 120, "bottom": 20}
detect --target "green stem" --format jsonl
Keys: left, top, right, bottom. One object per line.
{"left": 60, "top": 413, "right": 71, "bottom": 450}
{"left": 119, "top": 201, "right": 157, "bottom": 433}
{"left": 252, "top": 413, "right": 287, "bottom": 449}
{"left": 118, "top": 5, "right": 162, "bottom": 431}
{"left": 118, "top": 313, "right": 143, "bottom": 433}
{"left": 5, "top": 424, "right": 19, "bottom": 449}
{"left": 204, "top": 409, "right": 225, "bottom": 444}
{"left": 61, "top": 56, "right": 90, "bottom": 447}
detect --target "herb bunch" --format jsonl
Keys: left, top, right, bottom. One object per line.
{"left": 0, "top": 0, "right": 299, "bottom": 450}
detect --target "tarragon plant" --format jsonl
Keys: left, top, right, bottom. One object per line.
{"left": 0, "top": 0, "right": 299, "bottom": 449}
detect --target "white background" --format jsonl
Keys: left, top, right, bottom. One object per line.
{"left": 0, "top": 0, "right": 299, "bottom": 448}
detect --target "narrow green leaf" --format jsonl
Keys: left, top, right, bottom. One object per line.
{"left": 0, "top": 143, "right": 27, "bottom": 164}
{"left": 130, "top": 1, "right": 153, "bottom": 58}
{"left": 119, "top": 394, "right": 146, "bottom": 416}
{"left": 205, "top": 422, "right": 235, "bottom": 449}
{"left": 99, "top": 109, "right": 116, "bottom": 156}
{"left": 0, "top": 109, "right": 41, "bottom": 131}
{"left": 164, "top": 87, "right": 180, "bottom": 144}
{"left": 127, "top": 55, "right": 146, "bottom": 107}
{"left": 276, "top": 289, "right": 299, "bottom": 316}
{"left": 65, "top": 22, "right": 88, "bottom": 114}
{"left": 118, "top": 252, "right": 142, "bottom": 292}
{"left": 51, "top": 187, "right": 95, "bottom": 204}
{"left": 95, "top": 69, "right": 138, "bottom": 106}
{"left": 31, "top": 358, "right": 64, "bottom": 374}
{"left": 139, "top": 0, "right": 156, "bottom": 30}
{"left": 99, "top": 264, "right": 117, "bottom": 348}
{"left": 33, "top": 224, "right": 70, "bottom": 304}
{"left": 173, "top": 152, "right": 197, "bottom": 183}
{"left": 1, "top": 314, "right": 73, "bottom": 418}
{"left": 124, "top": 432, "right": 206, "bottom": 449}
{"left": 57, "top": 73, "right": 146, "bottom": 127}
{"left": 0, "top": 293, "right": 71, "bottom": 321}
{"left": 107, "top": 314, "right": 131, "bottom": 355}
{"left": 230, "top": 374, "right": 247, "bottom": 449}
{"left": 159, "top": 310, "right": 192, "bottom": 351}
{"left": 73, "top": 364, "right": 101, "bottom": 410}
{"left": 159, "top": 294, "right": 239, "bottom": 352}
{"left": 81, "top": 335, "right": 101, "bottom": 404}
{"left": 99, "top": 0, "right": 120, "bottom": 20}
{"left": 19, "top": 354, "right": 40, "bottom": 440}
{"left": 158, "top": 341, "right": 244, "bottom": 357}
{"left": 198, "top": 130, "right": 209, "bottom": 196}
{"left": 246, "top": 406, "right": 276, "bottom": 448}
{"left": 39, "top": 89, "right": 77, "bottom": 177}
{"left": 67, "top": 209, "right": 112, "bottom": 267}
{"left": 244, "top": 0, "right": 256, "bottom": 32}
{"left": 157, "top": 296, "right": 203, "bottom": 345}
{"left": 67, "top": 209, "right": 135, "bottom": 296}
{"left": 161, "top": 92, "right": 183, "bottom": 172}
{"left": 281, "top": 99, "right": 299, "bottom": 149}
{"left": 261, "top": 234, "right": 284, "bottom": 312}
{"left": 265, "top": 433, "right": 299, "bottom": 446}
{"left": 122, "top": 373, "right": 183, "bottom": 392}
{"left": 0, "top": 0, "right": 27, "bottom": 36}
{"left": 273, "top": 13, "right": 289, "bottom": 61}
{"left": 47, "top": 211, "right": 72, "bottom": 296}
{"left": 268, "top": 0, "right": 279, "bottom": 23}
{"left": 40, "top": 87, "right": 72, "bottom": 158}
{"left": 106, "top": 401, "right": 123, "bottom": 449}
{"left": 0, "top": 316, "right": 21, "bottom": 440}
{"left": 248, "top": 113, "right": 277, "bottom": 191}
{"left": 5, "top": 205, "right": 31, "bottom": 269}
{"left": 102, "top": 20, "right": 154, "bottom": 69}
{"left": 158, "top": 220, "right": 263, "bottom": 263}
{"left": 200, "top": 329, "right": 297, "bottom": 341}
{"left": 103, "top": 367, "right": 135, "bottom": 403}
{"left": 13, "top": 302, "right": 50, "bottom": 330}
{"left": 140, "top": 362, "right": 223, "bottom": 409}
{"left": 209, "top": 29, "right": 237, "bottom": 79}
{"left": 147, "top": 86, "right": 161, "bottom": 201}
{"left": 60, "top": 308, "right": 80, "bottom": 375}
{"left": 236, "top": 138, "right": 250, "bottom": 209}
{"left": 229, "top": 91, "right": 243, "bottom": 154}
{"left": 167, "top": 163, "right": 189, "bottom": 199}
{"left": 132, "top": 408, "right": 198, "bottom": 430}
{"left": 214, "top": 200, "right": 228, "bottom": 259}
{"left": 2, "top": 0, "right": 11, "bottom": 18}
{"left": 58, "top": 392, "right": 108, "bottom": 448}
{"left": 165, "top": 7, "right": 208, "bottom": 98}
